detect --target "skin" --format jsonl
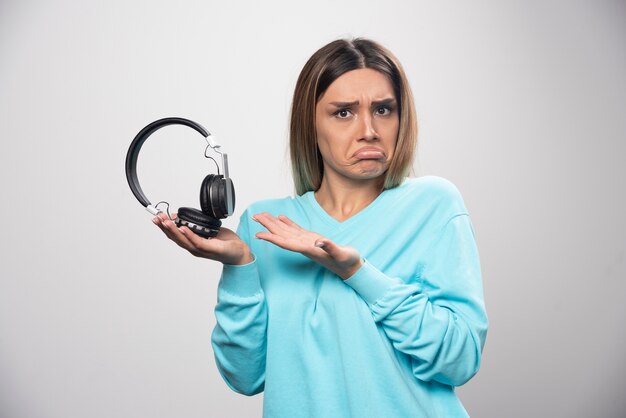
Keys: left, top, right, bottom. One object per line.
{"left": 313, "top": 68, "right": 399, "bottom": 221}
{"left": 154, "top": 68, "right": 399, "bottom": 280}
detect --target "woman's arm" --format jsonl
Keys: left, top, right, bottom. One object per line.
{"left": 344, "top": 214, "right": 488, "bottom": 386}
{"left": 253, "top": 212, "right": 487, "bottom": 387}
{"left": 211, "top": 258, "right": 267, "bottom": 395}
{"left": 153, "top": 211, "right": 268, "bottom": 395}
{"left": 153, "top": 212, "right": 253, "bottom": 265}
{"left": 210, "top": 212, "right": 268, "bottom": 396}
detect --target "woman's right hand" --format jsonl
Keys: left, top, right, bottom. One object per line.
{"left": 153, "top": 212, "right": 253, "bottom": 265}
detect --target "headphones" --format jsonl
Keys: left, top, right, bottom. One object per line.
{"left": 125, "top": 117, "right": 235, "bottom": 238}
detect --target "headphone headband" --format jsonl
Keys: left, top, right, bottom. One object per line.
{"left": 125, "top": 117, "right": 210, "bottom": 213}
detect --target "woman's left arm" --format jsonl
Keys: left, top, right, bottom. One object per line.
{"left": 344, "top": 213, "right": 488, "bottom": 387}
{"left": 253, "top": 212, "right": 488, "bottom": 387}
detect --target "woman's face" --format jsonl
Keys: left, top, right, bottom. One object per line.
{"left": 315, "top": 68, "right": 399, "bottom": 185}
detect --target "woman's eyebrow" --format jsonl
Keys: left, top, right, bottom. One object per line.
{"left": 329, "top": 101, "right": 359, "bottom": 107}
{"left": 371, "top": 98, "right": 397, "bottom": 106}
{"left": 328, "top": 98, "right": 396, "bottom": 107}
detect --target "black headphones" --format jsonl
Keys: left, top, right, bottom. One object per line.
{"left": 125, "top": 117, "right": 235, "bottom": 238}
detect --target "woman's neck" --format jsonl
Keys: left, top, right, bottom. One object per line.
{"left": 314, "top": 173, "right": 384, "bottom": 222}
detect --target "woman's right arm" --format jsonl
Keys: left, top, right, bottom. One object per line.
{"left": 153, "top": 212, "right": 253, "bottom": 265}
{"left": 154, "top": 212, "right": 268, "bottom": 396}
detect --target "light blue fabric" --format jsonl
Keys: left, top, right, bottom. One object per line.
{"left": 211, "top": 176, "right": 488, "bottom": 418}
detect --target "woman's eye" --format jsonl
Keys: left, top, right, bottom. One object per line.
{"left": 334, "top": 109, "right": 352, "bottom": 119}
{"left": 375, "top": 106, "right": 392, "bottom": 116}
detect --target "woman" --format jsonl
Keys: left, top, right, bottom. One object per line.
{"left": 153, "top": 38, "right": 488, "bottom": 417}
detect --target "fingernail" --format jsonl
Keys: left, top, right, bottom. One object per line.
{"left": 315, "top": 241, "right": 325, "bottom": 248}
{"left": 152, "top": 218, "right": 159, "bottom": 224}
{"left": 180, "top": 228, "right": 186, "bottom": 234}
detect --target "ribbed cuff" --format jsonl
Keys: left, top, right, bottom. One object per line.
{"left": 220, "top": 255, "right": 262, "bottom": 297}
{"left": 343, "top": 259, "right": 402, "bottom": 305}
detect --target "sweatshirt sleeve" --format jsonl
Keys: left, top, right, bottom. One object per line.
{"left": 343, "top": 213, "right": 488, "bottom": 387}
{"left": 211, "top": 211, "right": 268, "bottom": 396}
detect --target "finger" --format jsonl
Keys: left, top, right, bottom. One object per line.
{"left": 268, "top": 214, "right": 303, "bottom": 237}
{"left": 318, "top": 239, "right": 362, "bottom": 269}
{"left": 152, "top": 215, "right": 204, "bottom": 256}
{"left": 156, "top": 222, "right": 182, "bottom": 244}
{"left": 153, "top": 215, "right": 170, "bottom": 233}
{"left": 314, "top": 238, "right": 344, "bottom": 260}
{"left": 180, "top": 226, "right": 220, "bottom": 254}
{"left": 154, "top": 212, "right": 180, "bottom": 232}
{"left": 158, "top": 219, "right": 183, "bottom": 241}
{"left": 277, "top": 215, "right": 304, "bottom": 231}
{"left": 255, "top": 231, "right": 287, "bottom": 247}
{"left": 155, "top": 212, "right": 178, "bottom": 222}
{"left": 177, "top": 227, "right": 212, "bottom": 257}
{"left": 253, "top": 212, "right": 293, "bottom": 236}
{"left": 159, "top": 218, "right": 198, "bottom": 250}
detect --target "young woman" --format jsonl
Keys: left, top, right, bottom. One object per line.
{"left": 153, "top": 38, "right": 488, "bottom": 418}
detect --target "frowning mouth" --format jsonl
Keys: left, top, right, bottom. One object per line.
{"left": 353, "top": 147, "right": 386, "bottom": 160}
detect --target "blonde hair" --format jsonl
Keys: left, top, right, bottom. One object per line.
{"left": 289, "top": 38, "right": 418, "bottom": 195}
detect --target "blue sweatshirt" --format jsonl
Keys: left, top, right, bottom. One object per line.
{"left": 211, "top": 176, "right": 488, "bottom": 417}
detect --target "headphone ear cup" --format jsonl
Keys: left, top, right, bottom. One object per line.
{"left": 200, "top": 174, "right": 230, "bottom": 219}
{"left": 210, "top": 177, "right": 227, "bottom": 219}
{"left": 223, "top": 177, "right": 235, "bottom": 216}
{"left": 200, "top": 174, "right": 216, "bottom": 218}
{"left": 175, "top": 207, "right": 222, "bottom": 238}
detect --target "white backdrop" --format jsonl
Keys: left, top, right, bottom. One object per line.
{"left": 1, "top": 1, "right": 625, "bottom": 417}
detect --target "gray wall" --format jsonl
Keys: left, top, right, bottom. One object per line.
{"left": 1, "top": 1, "right": 624, "bottom": 417}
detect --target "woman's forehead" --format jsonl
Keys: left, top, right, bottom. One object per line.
{"left": 319, "top": 69, "right": 394, "bottom": 103}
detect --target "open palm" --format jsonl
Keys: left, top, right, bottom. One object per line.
{"left": 252, "top": 212, "right": 363, "bottom": 279}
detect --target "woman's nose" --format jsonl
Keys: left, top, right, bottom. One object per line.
{"left": 357, "top": 113, "right": 378, "bottom": 141}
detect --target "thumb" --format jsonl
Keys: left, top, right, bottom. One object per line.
{"left": 314, "top": 238, "right": 341, "bottom": 259}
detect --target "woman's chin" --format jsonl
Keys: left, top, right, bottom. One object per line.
{"left": 348, "top": 168, "right": 388, "bottom": 181}
{"left": 354, "top": 161, "right": 388, "bottom": 177}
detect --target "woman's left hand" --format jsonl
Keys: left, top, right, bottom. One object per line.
{"left": 252, "top": 212, "right": 363, "bottom": 280}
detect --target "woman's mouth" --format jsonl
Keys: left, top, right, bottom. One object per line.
{"left": 353, "top": 147, "right": 386, "bottom": 159}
